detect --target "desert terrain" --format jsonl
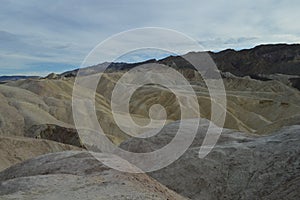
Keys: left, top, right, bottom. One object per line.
{"left": 0, "top": 44, "right": 299, "bottom": 199}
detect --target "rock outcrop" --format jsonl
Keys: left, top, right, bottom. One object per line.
{"left": 121, "top": 119, "right": 300, "bottom": 200}
{"left": 25, "top": 124, "right": 83, "bottom": 148}
{"left": 0, "top": 151, "right": 187, "bottom": 200}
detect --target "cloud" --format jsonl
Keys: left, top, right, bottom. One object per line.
{"left": 199, "top": 37, "right": 261, "bottom": 51}
{"left": 0, "top": 0, "right": 300, "bottom": 75}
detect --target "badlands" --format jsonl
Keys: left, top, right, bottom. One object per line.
{"left": 0, "top": 44, "right": 299, "bottom": 199}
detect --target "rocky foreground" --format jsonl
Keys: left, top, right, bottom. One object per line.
{"left": 0, "top": 151, "right": 186, "bottom": 200}
{"left": 121, "top": 119, "right": 300, "bottom": 199}
{"left": 0, "top": 119, "right": 299, "bottom": 199}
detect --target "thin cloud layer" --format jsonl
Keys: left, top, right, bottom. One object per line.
{"left": 1, "top": 0, "right": 300, "bottom": 75}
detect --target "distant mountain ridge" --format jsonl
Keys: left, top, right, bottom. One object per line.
{"left": 57, "top": 43, "right": 300, "bottom": 77}
{"left": 210, "top": 43, "right": 300, "bottom": 76}
{"left": 53, "top": 43, "right": 300, "bottom": 90}
{"left": 0, "top": 76, "right": 39, "bottom": 83}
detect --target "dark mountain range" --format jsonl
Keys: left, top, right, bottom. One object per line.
{"left": 158, "top": 43, "right": 300, "bottom": 77}
{"left": 210, "top": 43, "right": 300, "bottom": 76}
{"left": 58, "top": 43, "right": 300, "bottom": 77}
{"left": 54, "top": 43, "right": 300, "bottom": 90}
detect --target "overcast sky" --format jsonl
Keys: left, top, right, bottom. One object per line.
{"left": 1, "top": 0, "right": 300, "bottom": 75}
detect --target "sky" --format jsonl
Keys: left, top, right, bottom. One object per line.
{"left": 1, "top": 0, "right": 300, "bottom": 75}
